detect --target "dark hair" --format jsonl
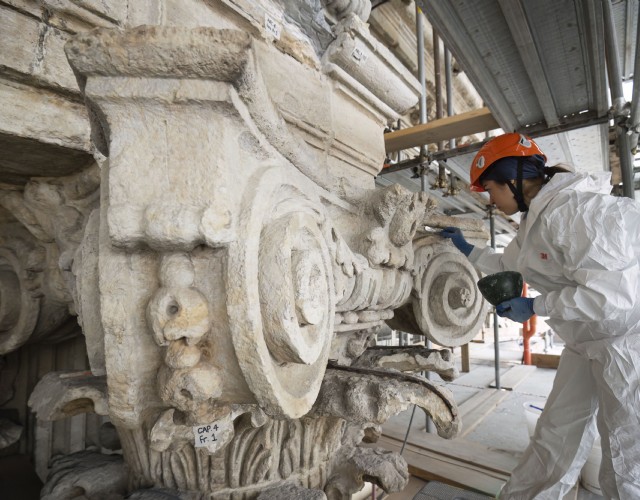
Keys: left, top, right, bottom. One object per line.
{"left": 543, "top": 165, "right": 572, "bottom": 182}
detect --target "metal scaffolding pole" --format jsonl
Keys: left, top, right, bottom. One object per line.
{"left": 489, "top": 206, "right": 501, "bottom": 389}
{"left": 603, "top": 0, "right": 635, "bottom": 199}
{"left": 416, "top": 5, "right": 435, "bottom": 435}
{"left": 628, "top": 7, "right": 640, "bottom": 154}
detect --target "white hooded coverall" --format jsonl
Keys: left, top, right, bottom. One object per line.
{"left": 467, "top": 172, "right": 640, "bottom": 499}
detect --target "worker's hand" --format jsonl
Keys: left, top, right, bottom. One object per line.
{"left": 439, "top": 226, "right": 474, "bottom": 256}
{"left": 496, "top": 297, "right": 535, "bottom": 323}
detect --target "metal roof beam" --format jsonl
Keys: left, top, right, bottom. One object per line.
{"left": 497, "top": 0, "right": 560, "bottom": 127}
{"left": 577, "top": 0, "right": 609, "bottom": 117}
{"left": 417, "top": 0, "right": 521, "bottom": 131}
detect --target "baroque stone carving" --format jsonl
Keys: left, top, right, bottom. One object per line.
{"left": 3, "top": 3, "right": 490, "bottom": 498}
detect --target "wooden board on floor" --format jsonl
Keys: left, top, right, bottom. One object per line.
{"left": 490, "top": 364, "right": 538, "bottom": 390}
{"left": 372, "top": 435, "right": 508, "bottom": 497}
{"left": 531, "top": 352, "right": 561, "bottom": 369}
{"left": 382, "top": 421, "right": 517, "bottom": 476}
{"left": 457, "top": 388, "right": 511, "bottom": 438}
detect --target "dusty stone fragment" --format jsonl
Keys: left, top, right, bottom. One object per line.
{"left": 98, "top": 422, "right": 121, "bottom": 451}
{"left": 40, "top": 451, "right": 127, "bottom": 500}
{"left": 325, "top": 446, "right": 409, "bottom": 499}
{"left": 127, "top": 488, "right": 198, "bottom": 499}
{"left": 352, "top": 346, "right": 459, "bottom": 381}
{"left": 28, "top": 371, "right": 108, "bottom": 420}
{"left": 0, "top": 418, "right": 22, "bottom": 449}
{"left": 311, "top": 365, "right": 459, "bottom": 439}
{"left": 257, "top": 483, "right": 327, "bottom": 499}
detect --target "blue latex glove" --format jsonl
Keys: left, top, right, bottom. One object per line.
{"left": 439, "top": 226, "right": 474, "bottom": 257}
{"left": 496, "top": 297, "right": 535, "bottom": 323}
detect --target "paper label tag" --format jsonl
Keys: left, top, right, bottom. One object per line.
{"left": 194, "top": 422, "right": 222, "bottom": 448}
{"left": 265, "top": 14, "right": 282, "bottom": 40}
{"left": 192, "top": 414, "right": 234, "bottom": 454}
{"left": 351, "top": 45, "right": 368, "bottom": 64}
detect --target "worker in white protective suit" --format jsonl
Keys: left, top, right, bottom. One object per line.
{"left": 440, "top": 132, "right": 640, "bottom": 499}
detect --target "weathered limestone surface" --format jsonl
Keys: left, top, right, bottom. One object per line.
{"left": 0, "top": 1, "right": 490, "bottom": 498}
{"left": 39, "top": 451, "right": 128, "bottom": 500}
{"left": 0, "top": 417, "right": 23, "bottom": 449}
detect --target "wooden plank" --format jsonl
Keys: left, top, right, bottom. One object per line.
{"left": 384, "top": 107, "right": 499, "bottom": 153}
{"left": 458, "top": 389, "right": 495, "bottom": 418}
{"left": 382, "top": 421, "right": 517, "bottom": 476}
{"left": 461, "top": 343, "right": 470, "bottom": 373}
{"left": 458, "top": 389, "right": 511, "bottom": 438}
{"left": 373, "top": 435, "right": 507, "bottom": 497}
{"left": 490, "top": 364, "right": 537, "bottom": 390}
{"left": 532, "top": 352, "right": 561, "bottom": 369}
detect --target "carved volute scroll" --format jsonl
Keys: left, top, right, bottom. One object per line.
{"left": 387, "top": 230, "right": 489, "bottom": 347}
{"left": 227, "top": 166, "right": 335, "bottom": 418}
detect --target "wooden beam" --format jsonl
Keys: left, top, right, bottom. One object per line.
{"left": 531, "top": 352, "right": 561, "bottom": 369}
{"left": 384, "top": 107, "right": 499, "bottom": 153}
{"left": 382, "top": 422, "right": 517, "bottom": 476}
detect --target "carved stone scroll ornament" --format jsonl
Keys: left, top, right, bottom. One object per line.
{"left": 387, "top": 236, "right": 489, "bottom": 347}
{"left": 332, "top": 184, "right": 437, "bottom": 344}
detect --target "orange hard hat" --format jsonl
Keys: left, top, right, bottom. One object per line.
{"left": 469, "top": 133, "right": 546, "bottom": 192}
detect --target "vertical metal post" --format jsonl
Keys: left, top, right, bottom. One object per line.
{"left": 445, "top": 47, "right": 455, "bottom": 149}
{"left": 489, "top": 206, "right": 501, "bottom": 389}
{"left": 444, "top": 47, "right": 457, "bottom": 193}
{"left": 628, "top": 2, "right": 640, "bottom": 155}
{"left": 416, "top": 5, "right": 435, "bottom": 434}
{"left": 433, "top": 30, "right": 444, "bottom": 150}
{"left": 603, "top": 0, "right": 635, "bottom": 199}
{"left": 416, "top": 5, "right": 427, "bottom": 142}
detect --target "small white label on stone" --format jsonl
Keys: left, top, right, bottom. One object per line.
{"left": 194, "top": 422, "right": 222, "bottom": 448}
{"left": 351, "top": 45, "right": 368, "bottom": 64}
{"left": 265, "top": 14, "right": 281, "bottom": 40}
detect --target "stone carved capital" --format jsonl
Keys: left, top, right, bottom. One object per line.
{"left": 54, "top": 21, "right": 488, "bottom": 500}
